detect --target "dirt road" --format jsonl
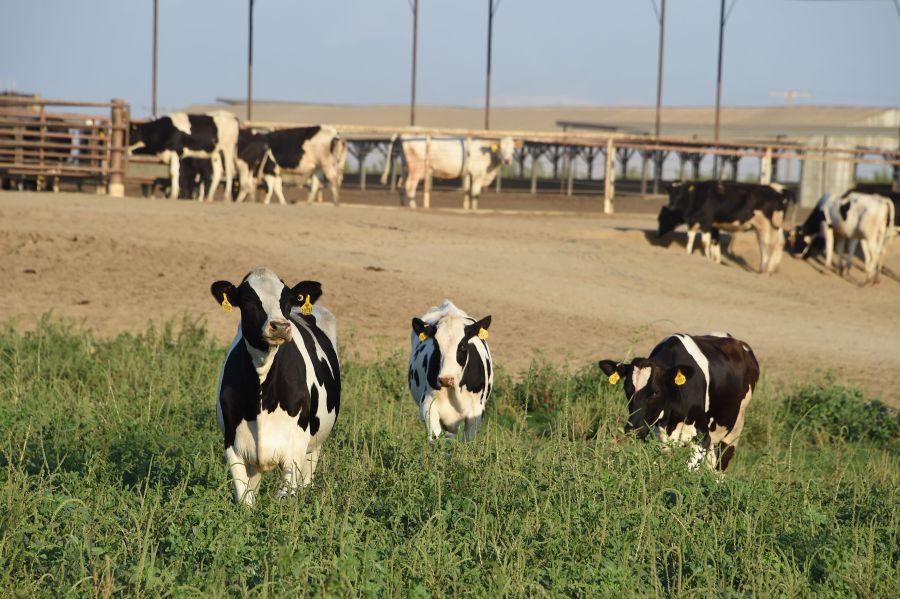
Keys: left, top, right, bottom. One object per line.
{"left": 2, "top": 190, "right": 898, "bottom": 401}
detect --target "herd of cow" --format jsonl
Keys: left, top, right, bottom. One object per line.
{"left": 212, "top": 267, "right": 758, "bottom": 505}
{"left": 129, "top": 110, "right": 516, "bottom": 209}
{"left": 657, "top": 179, "right": 898, "bottom": 284}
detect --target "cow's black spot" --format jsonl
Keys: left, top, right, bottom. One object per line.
{"left": 218, "top": 341, "right": 261, "bottom": 449}
{"left": 426, "top": 345, "right": 441, "bottom": 390}
{"left": 294, "top": 319, "right": 341, "bottom": 416}
{"left": 266, "top": 126, "right": 322, "bottom": 169}
{"left": 413, "top": 369, "right": 420, "bottom": 387}
{"left": 459, "top": 343, "right": 486, "bottom": 394}
{"left": 309, "top": 385, "right": 320, "bottom": 436}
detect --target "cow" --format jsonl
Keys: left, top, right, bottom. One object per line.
{"left": 408, "top": 300, "right": 493, "bottom": 441}
{"left": 598, "top": 332, "right": 759, "bottom": 472}
{"left": 791, "top": 192, "right": 895, "bottom": 284}
{"left": 658, "top": 181, "right": 794, "bottom": 274}
{"left": 381, "top": 135, "right": 516, "bottom": 209}
{"left": 211, "top": 267, "right": 341, "bottom": 505}
{"left": 129, "top": 111, "right": 239, "bottom": 202}
{"left": 235, "top": 126, "right": 345, "bottom": 205}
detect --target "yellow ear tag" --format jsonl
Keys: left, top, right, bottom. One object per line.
{"left": 688, "top": 184, "right": 695, "bottom": 192}
{"left": 418, "top": 332, "right": 428, "bottom": 342}
{"left": 674, "top": 369, "right": 687, "bottom": 386}
{"left": 608, "top": 372, "right": 620, "bottom": 385}
{"left": 299, "top": 295, "right": 314, "bottom": 316}
{"left": 478, "top": 328, "right": 489, "bottom": 341}
{"left": 221, "top": 292, "right": 233, "bottom": 313}
{"left": 490, "top": 143, "right": 498, "bottom": 152}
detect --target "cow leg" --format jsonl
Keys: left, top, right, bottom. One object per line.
{"left": 299, "top": 447, "right": 320, "bottom": 486}
{"left": 700, "top": 231, "right": 712, "bottom": 260}
{"left": 711, "top": 230, "right": 723, "bottom": 264}
{"left": 463, "top": 415, "right": 483, "bottom": 442}
{"left": 754, "top": 226, "right": 769, "bottom": 273}
{"left": 767, "top": 228, "right": 785, "bottom": 274}
{"left": 263, "top": 174, "right": 276, "bottom": 204}
{"left": 225, "top": 446, "right": 259, "bottom": 505}
{"left": 859, "top": 239, "right": 876, "bottom": 284}
{"left": 168, "top": 155, "right": 181, "bottom": 201}
{"left": 221, "top": 147, "right": 236, "bottom": 202}
{"left": 824, "top": 226, "right": 836, "bottom": 271}
{"left": 718, "top": 443, "right": 737, "bottom": 471}
{"left": 206, "top": 153, "right": 223, "bottom": 202}
{"left": 322, "top": 163, "right": 340, "bottom": 205}
{"left": 421, "top": 396, "right": 443, "bottom": 441}
{"left": 274, "top": 175, "right": 286, "bottom": 205}
{"left": 469, "top": 177, "right": 484, "bottom": 211}
{"left": 235, "top": 160, "right": 252, "bottom": 203}
{"left": 306, "top": 175, "right": 321, "bottom": 204}
{"left": 277, "top": 438, "right": 311, "bottom": 498}
{"left": 405, "top": 174, "right": 421, "bottom": 209}
{"left": 686, "top": 230, "right": 697, "bottom": 255}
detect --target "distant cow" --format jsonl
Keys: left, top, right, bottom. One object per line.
{"left": 792, "top": 192, "right": 895, "bottom": 284}
{"left": 211, "top": 267, "right": 341, "bottom": 504}
{"left": 408, "top": 300, "right": 493, "bottom": 441}
{"left": 235, "top": 126, "right": 345, "bottom": 205}
{"left": 129, "top": 111, "right": 239, "bottom": 202}
{"left": 382, "top": 135, "right": 516, "bottom": 209}
{"left": 659, "top": 181, "right": 794, "bottom": 274}
{"left": 598, "top": 332, "right": 759, "bottom": 471}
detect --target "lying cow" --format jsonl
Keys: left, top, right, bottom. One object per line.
{"left": 236, "top": 126, "right": 345, "bottom": 205}
{"left": 382, "top": 135, "right": 516, "bottom": 209}
{"left": 791, "top": 192, "right": 895, "bottom": 284}
{"left": 129, "top": 111, "right": 239, "bottom": 202}
{"left": 659, "top": 181, "right": 793, "bottom": 274}
{"left": 409, "top": 300, "right": 493, "bottom": 441}
{"left": 211, "top": 267, "right": 341, "bottom": 504}
{"left": 598, "top": 332, "right": 759, "bottom": 471}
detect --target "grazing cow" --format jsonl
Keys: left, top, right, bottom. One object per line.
{"left": 598, "top": 332, "right": 759, "bottom": 471}
{"left": 848, "top": 185, "right": 900, "bottom": 229}
{"left": 129, "top": 111, "right": 239, "bottom": 202}
{"left": 381, "top": 135, "right": 516, "bottom": 209}
{"left": 408, "top": 300, "right": 493, "bottom": 441}
{"left": 211, "top": 267, "right": 341, "bottom": 505}
{"left": 235, "top": 126, "right": 344, "bottom": 205}
{"left": 791, "top": 192, "right": 895, "bottom": 284}
{"left": 659, "top": 181, "right": 794, "bottom": 274}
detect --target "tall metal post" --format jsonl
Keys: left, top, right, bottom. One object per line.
{"left": 485, "top": 0, "right": 496, "bottom": 130}
{"left": 713, "top": 0, "right": 725, "bottom": 179}
{"left": 653, "top": 0, "right": 666, "bottom": 193}
{"left": 152, "top": 0, "right": 158, "bottom": 117}
{"left": 410, "top": 0, "right": 419, "bottom": 126}
{"left": 247, "top": 0, "right": 255, "bottom": 121}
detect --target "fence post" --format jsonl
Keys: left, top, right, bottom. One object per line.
{"left": 566, "top": 148, "right": 575, "bottom": 196}
{"left": 604, "top": 138, "right": 615, "bottom": 214}
{"left": 360, "top": 157, "right": 367, "bottom": 192}
{"left": 423, "top": 134, "right": 432, "bottom": 208}
{"left": 759, "top": 146, "right": 772, "bottom": 185}
{"left": 530, "top": 152, "right": 539, "bottom": 195}
{"left": 108, "top": 99, "right": 126, "bottom": 198}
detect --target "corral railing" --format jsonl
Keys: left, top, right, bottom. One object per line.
{"left": 0, "top": 97, "right": 128, "bottom": 196}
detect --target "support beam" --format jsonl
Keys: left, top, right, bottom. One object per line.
{"left": 604, "top": 138, "right": 615, "bottom": 214}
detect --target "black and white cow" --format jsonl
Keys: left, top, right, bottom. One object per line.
{"left": 659, "top": 181, "right": 794, "bottom": 274}
{"left": 129, "top": 111, "right": 239, "bottom": 202}
{"left": 408, "top": 300, "right": 493, "bottom": 441}
{"left": 598, "top": 332, "right": 759, "bottom": 471}
{"left": 211, "top": 268, "right": 341, "bottom": 505}
{"left": 235, "top": 126, "right": 345, "bottom": 205}
{"left": 791, "top": 192, "right": 895, "bottom": 284}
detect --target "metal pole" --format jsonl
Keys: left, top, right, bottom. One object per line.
{"left": 152, "top": 0, "right": 158, "bottom": 117}
{"left": 653, "top": 0, "right": 666, "bottom": 193}
{"left": 247, "top": 0, "right": 254, "bottom": 121}
{"left": 485, "top": 0, "right": 494, "bottom": 130}
{"left": 713, "top": 0, "right": 725, "bottom": 179}
{"left": 410, "top": 0, "right": 418, "bottom": 126}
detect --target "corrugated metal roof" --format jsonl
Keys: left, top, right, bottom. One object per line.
{"left": 184, "top": 101, "right": 899, "bottom": 143}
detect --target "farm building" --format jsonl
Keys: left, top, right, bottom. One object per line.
{"left": 188, "top": 100, "right": 900, "bottom": 206}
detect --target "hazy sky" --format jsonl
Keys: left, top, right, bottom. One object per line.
{"left": 2, "top": 0, "right": 898, "bottom": 116}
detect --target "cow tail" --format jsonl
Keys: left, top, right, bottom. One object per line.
{"left": 381, "top": 134, "right": 398, "bottom": 185}
{"left": 886, "top": 197, "right": 897, "bottom": 252}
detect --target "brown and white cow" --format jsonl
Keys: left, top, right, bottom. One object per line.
{"left": 381, "top": 135, "right": 516, "bottom": 209}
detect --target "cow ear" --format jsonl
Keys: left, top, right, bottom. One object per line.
{"left": 412, "top": 318, "right": 436, "bottom": 339}
{"left": 211, "top": 281, "right": 237, "bottom": 310}
{"left": 597, "top": 360, "right": 619, "bottom": 376}
{"left": 464, "top": 315, "right": 492, "bottom": 340}
{"left": 291, "top": 280, "right": 322, "bottom": 305}
{"left": 669, "top": 365, "right": 695, "bottom": 386}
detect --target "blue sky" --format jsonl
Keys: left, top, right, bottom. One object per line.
{"left": 2, "top": 0, "right": 898, "bottom": 116}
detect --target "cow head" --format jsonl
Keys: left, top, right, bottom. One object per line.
{"left": 211, "top": 268, "right": 322, "bottom": 351}
{"left": 598, "top": 358, "right": 695, "bottom": 438}
{"left": 412, "top": 313, "right": 491, "bottom": 390}
{"left": 128, "top": 121, "right": 145, "bottom": 152}
{"left": 492, "top": 137, "right": 516, "bottom": 165}
{"left": 657, "top": 205, "right": 684, "bottom": 238}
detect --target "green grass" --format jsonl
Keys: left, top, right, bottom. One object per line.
{"left": 0, "top": 317, "right": 897, "bottom": 598}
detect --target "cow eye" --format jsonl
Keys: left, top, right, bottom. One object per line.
{"left": 297, "top": 294, "right": 304, "bottom": 302}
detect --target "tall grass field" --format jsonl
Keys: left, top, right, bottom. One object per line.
{"left": 1, "top": 317, "right": 897, "bottom": 597}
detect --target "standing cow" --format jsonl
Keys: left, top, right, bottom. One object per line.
{"left": 129, "top": 111, "right": 239, "bottom": 202}
{"left": 235, "top": 126, "right": 345, "bottom": 205}
{"left": 211, "top": 268, "right": 341, "bottom": 505}
{"left": 598, "top": 332, "right": 759, "bottom": 471}
{"left": 381, "top": 135, "right": 516, "bottom": 209}
{"left": 792, "top": 191, "right": 895, "bottom": 284}
{"left": 408, "top": 300, "right": 494, "bottom": 441}
{"left": 658, "top": 181, "right": 793, "bottom": 274}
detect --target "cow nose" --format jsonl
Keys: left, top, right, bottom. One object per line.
{"left": 268, "top": 319, "right": 290, "bottom": 333}
{"left": 438, "top": 375, "right": 455, "bottom": 388}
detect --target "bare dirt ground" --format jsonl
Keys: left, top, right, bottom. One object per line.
{"left": 2, "top": 188, "right": 898, "bottom": 402}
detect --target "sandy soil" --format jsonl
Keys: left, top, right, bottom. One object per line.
{"left": 2, "top": 189, "right": 898, "bottom": 402}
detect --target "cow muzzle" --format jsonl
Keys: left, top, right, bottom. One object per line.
{"left": 263, "top": 319, "right": 292, "bottom": 345}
